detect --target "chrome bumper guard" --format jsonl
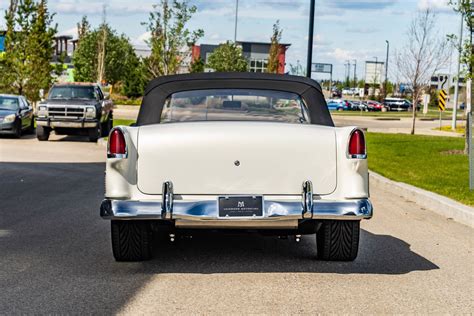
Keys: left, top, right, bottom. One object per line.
{"left": 36, "top": 119, "right": 98, "bottom": 128}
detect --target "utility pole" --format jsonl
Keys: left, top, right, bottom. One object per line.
{"left": 352, "top": 59, "right": 357, "bottom": 88}
{"left": 452, "top": 12, "right": 464, "bottom": 130}
{"left": 97, "top": 4, "right": 107, "bottom": 85}
{"left": 306, "top": 0, "right": 315, "bottom": 78}
{"left": 373, "top": 57, "right": 378, "bottom": 95}
{"left": 234, "top": 0, "right": 239, "bottom": 42}
{"left": 345, "top": 60, "right": 351, "bottom": 86}
{"left": 385, "top": 40, "right": 389, "bottom": 97}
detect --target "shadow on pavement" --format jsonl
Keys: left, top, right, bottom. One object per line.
{"left": 0, "top": 161, "right": 438, "bottom": 314}
{"left": 141, "top": 229, "right": 439, "bottom": 275}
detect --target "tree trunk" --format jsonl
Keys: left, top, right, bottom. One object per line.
{"left": 411, "top": 95, "right": 418, "bottom": 135}
{"left": 465, "top": 115, "right": 470, "bottom": 155}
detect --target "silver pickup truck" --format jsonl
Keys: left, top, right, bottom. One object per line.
{"left": 36, "top": 83, "right": 114, "bottom": 142}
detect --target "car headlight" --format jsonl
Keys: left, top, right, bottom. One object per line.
{"left": 85, "top": 107, "right": 96, "bottom": 119}
{"left": 37, "top": 106, "right": 48, "bottom": 117}
{"left": 4, "top": 114, "right": 16, "bottom": 123}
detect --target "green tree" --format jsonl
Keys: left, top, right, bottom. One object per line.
{"left": 267, "top": 20, "right": 282, "bottom": 73}
{"left": 189, "top": 57, "right": 205, "bottom": 73}
{"left": 77, "top": 15, "right": 90, "bottom": 40}
{"left": 73, "top": 25, "right": 137, "bottom": 91}
{"left": 122, "top": 52, "right": 147, "bottom": 98}
{"left": 143, "top": 0, "right": 203, "bottom": 78}
{"left": 0, "top": 0, "right": 57, "bottom": 102}
{"left": 207, "top": 41, "right": 248, "bottom": 72}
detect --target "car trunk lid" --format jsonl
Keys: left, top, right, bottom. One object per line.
{"left": 137, "top": 122, "right": 337, "bottom": 195}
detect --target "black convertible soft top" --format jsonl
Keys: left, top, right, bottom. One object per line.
{"left": 137, "top": 72, "right": 333, "bottom": 126}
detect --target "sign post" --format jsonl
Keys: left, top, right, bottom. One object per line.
{"left": 438, "top": 89, "right": 447, "bottom": 129}
{"left": 311, "top": 63, "right": 333, "bottom": 93}
{"left": 437, "top": 76, "right": 448, "bottom": 129}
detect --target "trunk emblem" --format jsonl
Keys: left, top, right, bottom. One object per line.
{"left": 234, "top": 160, "right": 240, "bottom": 166}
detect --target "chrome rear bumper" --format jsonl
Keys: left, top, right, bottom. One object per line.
{"left": 100, "top": 198, "right": 373, "bottom": 229}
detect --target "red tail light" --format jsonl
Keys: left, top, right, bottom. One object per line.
{"left": 348, "top": 129, "right": 366, "bottom": 158}
{"left": 108, "top": 128, "right": 127, "bottom": 158}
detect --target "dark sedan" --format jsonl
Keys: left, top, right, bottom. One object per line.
{"left": 0, "top": 94, "right": 34, "bottom": 138}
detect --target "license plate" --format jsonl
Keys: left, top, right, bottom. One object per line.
{"left": 218, "top": 196, "right": 263, "bottom": 218}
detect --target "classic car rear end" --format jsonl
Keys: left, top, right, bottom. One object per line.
{"left": 100, "top": 73, "right": 372, "bottom": 262}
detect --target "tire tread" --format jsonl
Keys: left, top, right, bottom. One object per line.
{"left": 111, "top": 221, "right": 151, "bottom": 261}
{"left": 317, "top": 220, "right": 359, "bottom": 261}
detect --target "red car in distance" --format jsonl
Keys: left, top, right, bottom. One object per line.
{"left": 366, "top": 100, "right": 385, "bottom": 111}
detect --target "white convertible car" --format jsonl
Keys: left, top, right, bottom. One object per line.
{"left": 100, "top": 73, "right": 372, "bottom": 262}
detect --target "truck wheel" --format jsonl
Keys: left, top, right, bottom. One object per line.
{"left": 88, "top": 125, "right": 101, "bottom": 142}
{"left": 36, "top": 125, "right": 50, "bottom": 141}
{"left": 316, "top": 220, "right": 360, "bottom": 261}
{"left": 102, "top": 115, "right": 113, "bottom": 137}
{"left": 111, "top": 220, "right": 152, "bottom": 262}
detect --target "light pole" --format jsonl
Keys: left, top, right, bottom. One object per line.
{"left": 373, "top": 57, "right": 378, "bottom": 96}
{"left": 346, "top": 60, "right": 351, "bottom": 86}
{"left": 306, "top": 0, "right": 315, "bottom": 78}
{"left": 352, "top": 59, "right": 357, "bottom": 88}
{"left": 452, "top": 12, "right": 464, "bottom": 130}
{"left": 385, "top": 40, "right": 389, "bottom": 97}
{"left": 234, "top": 0, "right": 239, "bottom": 42}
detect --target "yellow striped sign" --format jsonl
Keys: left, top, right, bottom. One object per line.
{"left": 438, "top": 89, "right": 447, "bottom": 111}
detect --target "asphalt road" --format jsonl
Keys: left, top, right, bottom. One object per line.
{"left": 0, "top": 134, "right": 472, "bottom": 314}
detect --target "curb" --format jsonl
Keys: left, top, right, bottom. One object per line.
{"left": 370, "top": 171, "right": 474, "bottom": 228}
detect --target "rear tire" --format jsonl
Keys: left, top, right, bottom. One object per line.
{"left": 316, "top": 220, "right": 360, "bottom": 261}
{"left": 13, "top": 120, "right": 22, "bottom": 138}
{"left": 27, "top": 118, "right": 35, "bottom": 134}
{"left": 36, "top": 125, "right": 50, "bottom": 141}
{"left": 111, "top": 221, "right": 152, "bottom": 262}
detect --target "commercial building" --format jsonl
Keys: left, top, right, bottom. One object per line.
{"left": 192, "top": 41, "right": 290, "bottom": 74}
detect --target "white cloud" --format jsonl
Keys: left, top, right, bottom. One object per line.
{"left": 418, "top": 0, "right": 453, "bottom": 12}
{"left": 57, "top": 27, "right": 78, "bottom": 39}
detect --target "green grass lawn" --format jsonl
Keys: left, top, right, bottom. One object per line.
{"left": 333, "top": 109, "right": 462, "bottom": 120}
{"left": 434, "top": 125, "right": 466, "bottom": 134}
{"left": 366, "top": 133, "right": 473, "bottom": 205}
{"left": 113, "top": 119, "right": 136, "bottom": 127}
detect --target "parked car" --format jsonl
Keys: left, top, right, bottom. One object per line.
{"left": 383, "top": 98, "right": 412, "bottom": 111}
{"left": 327, "top": 99, "right": 351, "bottom": 111}
{"left": 100, "top": 73, "right": 373, "bottom": 262}
{"left": 366, "top": 100, "right": 384, "bottom": 111}
{"left": 36, "top": 83, "right": 114, "bottom": 142}
{"left": 349, "top": 100, "right": 368, "bottom": 111}
{"left": 0, "top": 94, "right": 34, "bottom": 138}
{"left": 331, "top": 88, "right": 342, "bottom": 98}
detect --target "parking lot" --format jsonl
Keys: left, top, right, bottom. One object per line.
{"left": 0, "top": 133, "right": 472, "bottom": 314}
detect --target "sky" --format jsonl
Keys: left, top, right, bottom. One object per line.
{"left": 0, "top": 0, "right": 462, "bottom": 80}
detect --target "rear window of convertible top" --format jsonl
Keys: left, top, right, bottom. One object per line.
{"left": 160, "top": 89, "right": 311, "bottom": 124}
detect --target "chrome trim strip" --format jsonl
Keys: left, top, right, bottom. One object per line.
{"left": 162, "top": 181, "right": 174, "bottom": 219}
{"left": 100, "top": 198, "right": 373, "bottom": 227}
{"left": 302, "top": 181, "right": 313, "bottom": 219}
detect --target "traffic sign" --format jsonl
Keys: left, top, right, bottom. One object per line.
{"left": 311, "top": 63, "right": 332, "bottom": 73}
{"left": 438, "top": 89, "right": 447, "bottom": 111}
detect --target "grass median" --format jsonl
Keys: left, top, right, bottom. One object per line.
{"left": 366, "top": 133, "right": 473, "bottom": 206}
